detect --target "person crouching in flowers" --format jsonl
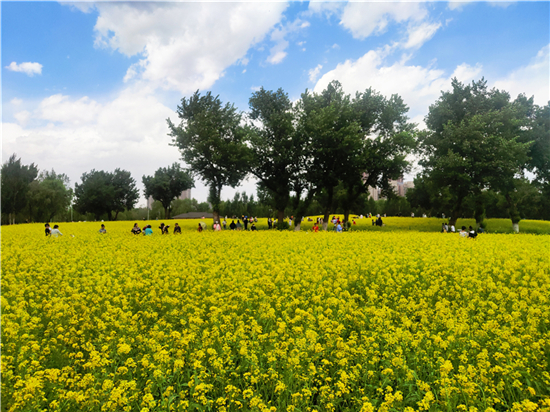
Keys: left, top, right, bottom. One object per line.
{"left": 144, "top": 225, "right": 153, "bottom": 235}
{"left": 312, "top": 222, "right": 319, "bottom": 232}
{"left": 173, "top": 223, "right": 181, "bottom": 234}
{"left": 51, "top": 225, "right": 63, "bottom": 237}
{"left": 198, "top": 223, "right": 203, "bottom": 232}
{"left": 131, "top": 223, "right": 141, "bottom": 235}
{"left": 99, "top": 224, "right": 106, "bottom": 234}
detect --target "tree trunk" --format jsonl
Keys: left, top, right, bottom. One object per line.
{"left": 505, "top": 193, "right": 521, "bottom": 233}
{"left": 277, "top": 209, "right": 284, "bottom": 229}
{"left": 164, "top": 206, "right": 170, "bottom": 219}
{"left": 474, "top": 195, "right": 485, "bottom": 229}
{"left": 344, "top": 210, "right": 350, "bottom": 226}
{"left": 294, "top": 222, "right": 301, "bottom": 231}
{"left": 114, "top": 210, "right": 120, "bottom": 221}
{"left": 322, "top": 210, "right": 330, "bottom": 231}
{"left": 213, "top": 210, "right": 220, "bottom": 225}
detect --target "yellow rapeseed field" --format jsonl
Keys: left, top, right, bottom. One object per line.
{"left": 2, "top": 222, "right": 549, "bottom": 412}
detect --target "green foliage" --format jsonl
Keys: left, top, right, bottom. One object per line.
{"left": 26, "top": 170, "right": 73, "bottom": 222}
{"left": 74, "top": 169, "right": 139, "bottom": 221}
{"left": 419, "top": 78, "right": 535, "bottom": 227}
{"left": 248, "top": 87, "right": 298, "bottom": 222}
{"left": 142, "top": 163, "right": 194, "bottom": 219}
{"left": 1, "top": 153, "right": 38, "bottom": 224}
{"left": 168, "top": 91, "right": 251, "bottom": 222}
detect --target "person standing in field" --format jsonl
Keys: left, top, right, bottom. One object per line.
{"left": 336, "top": 222, "right": 343, "bottom": 233}
{"left": 236, "top": 220, "right": 242, "bottom": 230}
{"left": 243, "top": 216, "right": 248, "bottom": 230}
{"left": 267, "top": 217, "right": 272, "bottom": 229}
{"left": 223, "top": 218, "right": 227, "bottom": 230}
{"left": 213, "top": 221, "right": 221, "bottom": 231}
{"left": 51, "top": 224, "right": 62, "bottom": 237}
{"left": 230, "top": 220, "right": 236, "bottom": 230}
{"left": 312, "top": 222, "right": 319, "bottom": 232}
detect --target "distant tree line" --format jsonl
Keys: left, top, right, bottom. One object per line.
{"left": 2, "top": 78, "right": 548, "bottom": 230}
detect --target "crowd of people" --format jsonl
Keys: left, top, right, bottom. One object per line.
{"left": 44, "top": 217, "right": 482, "bottom": 238}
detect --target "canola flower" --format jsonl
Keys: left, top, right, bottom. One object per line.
{"left": 2, "top": 222, "right": 549, "bottom": 411}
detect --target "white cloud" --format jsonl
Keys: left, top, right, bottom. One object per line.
{"left": 340, "top": 2, "right": 428, "bottom": 40}
{"left": 2, "top": 88, "right": 181, "bottom": 205}
{"left": 266, "top": 18, "right": 310, "bottom": 65}
{"left": 309, "top": 64, "right": 323, "bottom": 83}
{"left": 5, "top": 61, "right": 43, "bottom": 76}
{"left": 90, "top": 2, "right": 287, "bottom": 93}
{"left": 493, "top": 44, "right": 549, "bottom": 105}
{"left": 14, "top": 111, "right": 31, "bottom": 127}
{"left": 310, "top": 2, "right": 441, "bottom": 50}
{"left": 403, "top": 22, "right": 442, "bottom": 49}
{"left": 313, "top": 47, "right": 483, "bottom": 120}
{"left": 11, "top": 98, "right": 23, "bottom": 106}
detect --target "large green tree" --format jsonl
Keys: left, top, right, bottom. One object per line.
{"left": 168, "top": 91, "right": 251, "bottom": 224}
{"left": 296, "top": 81, "right": 415, "bottom": 229}
{"left": 297, "top": 81, "right": 363, "bottom": 229}
{"left": 420, "top": 78, "right": 533, "bottom": 230}
{"left": 74, "top": 169, "right": 139, "bottom": 221}
{"left": 142, "top": 163, "right": 194, "bottom": 219}
{"left": 248, "top": 87, "right": 301, "bottom": 225}
{"left": 27, "top": 170, "right": 73, "bottom": 222}
{"left": 1, "top": 154, "right": 38, "bottom": 224}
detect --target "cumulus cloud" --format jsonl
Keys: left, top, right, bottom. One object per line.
{"left": 309, "top": 2, "right": 441, "bottom": 51}
{"left": 309, "top": 64, "right": 323, "bottom": 83}
{"left": 11, "top": 98, "right": 23, "bottom": 106}
{"left": 90, "top": 2, "right": 287, "bottom": 93}
{"left": 339, "top": 2, "right": 428, "bottom": 40}
{"left": 14, "top": 111, "right": 31, "bottom": 127}
{"left": 2, "top": 88, "right": 182, "bottom": 206}
{"left": 313, "top": 47, "right": 483, "bottom": 120}
{"left": 5, "top": 61, "right": 43, "bottom": 76}
{"left": 493, "top": 44, "right": 549, "bottom": 105}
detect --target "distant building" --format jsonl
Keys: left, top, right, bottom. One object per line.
{"left": 147, "top": 189, "right": 192, "bottom": 209}
{"left": 367, "top": 177, "right": 414, "bottom": 200}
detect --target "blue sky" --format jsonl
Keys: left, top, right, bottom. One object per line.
{"left": 3, "top": 1, "right": 549, "bottom": 205}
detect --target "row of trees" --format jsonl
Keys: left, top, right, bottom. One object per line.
{"left": 169, "top": 80, "right": 415, "bottom": 230}
{"left": 2, "top": 78, "right": 548, "bottom": 229}
{"left": 1, "top": 155, "right": 73, "bottom": 225}
{"left": 168, "top": 79, "right": 548, "bottom": 231}
{"left": 409, "top": 79, "right": 549, "bottom": 230}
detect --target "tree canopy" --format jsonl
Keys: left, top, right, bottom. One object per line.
{"left": 418, "top": 78, "right": 535, "bottom": 230}
{"left": 74, "top": 169, "right": 139, "bottom": 221}
{"left": 1, "top": 154, "right": 38, "bottom": 224}
{"left": 168, "top": 91, "right": 251, "bottom": 223}
{"left": 143, "top": 163, "right": 194, "bottom": 219}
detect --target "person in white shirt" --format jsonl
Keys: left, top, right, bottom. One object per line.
{"left": 51, "top": 225, "right": 63, "bottom": 237}
{"left": 459, "top": 226, "right": 468, "bottom": 238}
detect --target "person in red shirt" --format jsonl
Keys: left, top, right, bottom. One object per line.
{"left": 312, "top": 222, "right": 319, "bottom": 232}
